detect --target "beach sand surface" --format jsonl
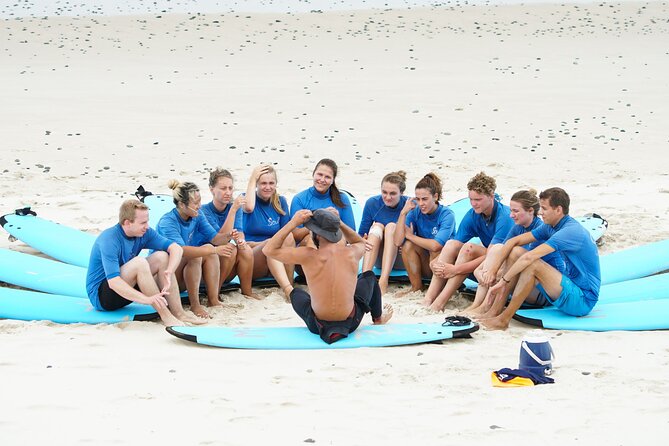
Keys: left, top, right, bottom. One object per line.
{"left": 1, "top": 2, "right": 668, "bottom": 444}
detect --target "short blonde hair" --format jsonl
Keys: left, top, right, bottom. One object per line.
{"left": 119, "top": 199, "right": 149, "bottom": 225}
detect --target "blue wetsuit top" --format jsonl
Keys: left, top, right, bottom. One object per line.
{"left": 357, "top": 194, "right": 408, "bottom": 237}
{"left": 156, "top": 208, "right": 218, "bottom": 247}
{"left": 200, "top": 201, "right": 244, "bottom": 233}
{"left": 405, "top": 204, "right": 455, "bottom": 247}
{"left": 504, "top": 216, "right": 564, "bottom": 271}
{"left": 531, "top": 215, "right": 601, "bottom": 305}
{"left": 243, "top": 194, "right": 290, "bottom": 242}
{"left": 290, "top": 186, "right": 356, "bottom": 230}
{"left": 455, "top": 200, "right": 514, "bottom": 247}
{"left": 86, "top": 224, "right": 171, "bottom": 310}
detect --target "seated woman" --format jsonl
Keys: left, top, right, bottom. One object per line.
{"left": 464, "top": 189, "right": 564, "bottom": 318}
{"left": 156, "top": 180, "right": 237, "bottom": 318}
{"left": 290, "top": 158, "right": 356, "bottom": 245}
{"left": 241, "top": 164, "right": 295, "bottom": 299}
{"left": 393, "top": 172, "right": 455, "bottom": 296}
{"left": 200, "top": 167, "right": 257, "bottom": 299}
{"left": 358, "top": 170, "right": 409, "bottom": 294}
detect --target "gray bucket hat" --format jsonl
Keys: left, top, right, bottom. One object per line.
{"left": 304, "top": 209, "right": 342, "bottom": 243}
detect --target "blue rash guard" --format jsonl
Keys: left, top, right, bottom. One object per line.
{"left": 290, "top": 186, "right": 356, "bottom": 230}
{"left": 531, "top": 215, "right": 601, "bottom": 306}
{"left": 455, "top": 200, "right": 514, "bottom": 247}
{"left": 86, "top": 224, "right": 171, "bottom": 310}
{"left": 243, "top": 194, "right": 290, "bottom": 242}
{"left": 504, "top": 216, "right": 564, "bottom": 271}
{"left": 200, "top": 201, "right": 244, "bottom": 233}
{"left": 357, "top": 195, "right": 408, "bottom": 237}
{"left": 404, "top": 205, "right": 456, "bottom": 247}
{"left": 156, "top": 208, "right": 218, "bottom": 247}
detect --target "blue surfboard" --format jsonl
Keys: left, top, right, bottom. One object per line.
{"left": 0, "top": 248, "right": 87, "bottom": 297}
{"left": 0, "top": 287, "right": 158, "bottom": 324}
{"left": 513, "top": 298, "right": 669, "bottom": 331}
{"left": 1, "top": 209, "right": 95, "bottom": 268}
{"left": 166, "top": 321, "right": 479, "bottom": 350}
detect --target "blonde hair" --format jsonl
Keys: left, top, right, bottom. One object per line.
{"left": 168, "top": 179, "right": 200, "bottom": 207}
{"left": 258, "top": 166, "right": 286, "bottom": 216}
{"left": 118, "top": 199, "right": 148, "bottom": 225}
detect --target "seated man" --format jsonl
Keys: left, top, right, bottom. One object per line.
{"left": 424, "top": 172, "right": 513, "bottom": 311}
{"left": 86, "top": 199, "right": 204, "bottom": 326}
{"left": 263, "top": 208, "right": 393, "bottom": 344}
{"left": 482, "top": 188, "right": 601, "bottom": 330}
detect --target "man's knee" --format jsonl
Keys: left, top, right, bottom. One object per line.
{"left": 458, "top": 243, "right": 478, "bottom": 262}
{"left": 384, "top": 222, "right": 396, "bottom": 236}
{"left": 509, "top": 246, "right": 527, "bottom": 262}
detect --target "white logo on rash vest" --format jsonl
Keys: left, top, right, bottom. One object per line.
{"left": 267, "top": 217, "right": 279, "bottom": 227}
{"left": 432, "top": 227, "right": 438, "bottom": 236}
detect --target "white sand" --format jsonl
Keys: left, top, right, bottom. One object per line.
{"left": 1, "top": 2, "right": 668, "bottom": 444}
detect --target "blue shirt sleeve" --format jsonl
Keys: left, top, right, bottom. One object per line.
{"left": 338, "top": 192, "right": 356, "bottom": 230}
{"left": 156, "top": 212, "right": 187, "bottom": 246}
{"left": 490, "top": 207, "right": 514, "bottom": 245}
{"left": 143, "top": 228, "right": 172, "bottom": 251}
{"left": 290, "top": 192, "right": 306, "bottom": 218}
{"left": 455, "top": 210, "right": 477, "bottom": 243}
{"left": 195, "top": 214, "right": 218, "bottom": 244}
{"left": 357, "top": 196, "right": 376, "bottom": 236}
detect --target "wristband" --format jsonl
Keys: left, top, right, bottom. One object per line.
{"left": 501, "top": 276, "right": 510, "bottom": 283}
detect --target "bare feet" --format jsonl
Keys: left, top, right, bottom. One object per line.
{"left": 207, "top": 298, "right": 223, "bottom": 307}
{"left": 480, "top": 316, "right": 510, "bottom": 330}
{"left": 190, "top": 304, "right": 211, "bottom": 319}
{"left": 243, "top": 291, "right": 263, "bottom": 300}
{"left": 396, "top": 286, "right": 423, "bottom": 297}
{"left": 177, "top": 311, "right": 209, "bottom": 325}
{"left": 159, "top": 313, "right": 184, "bottom": 327}
{"left": 373, "top": 303, "right": 394, "bottom": 325}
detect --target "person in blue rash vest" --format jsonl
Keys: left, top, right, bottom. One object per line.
{"left": 482, "top": 187, "right": 601, "bottom": 330}
{"left": 393, "top": 172, "right": 455, "bottom": 296}
{"left": 358, "top": 170, "right": 409, "bottom": 294}
{"left": 200, "top": 167, "right": 255, "bottom": 299}
{"left": 424, "top": 172, "right": 513, "bottom": 311}
{"left": 86, "top": 199, "right": 203, "bottom": 326}
{"left": 157, "top": 180, "right": 254, "bottom": 320}
{"left": 241, "top": 164, "right": 295, "bottom": 299}
{"left": 290, "top": 158, "right": 355, "bottom": 245}
{"left": 463, "top": 189, "right": 564, "bottom": 318}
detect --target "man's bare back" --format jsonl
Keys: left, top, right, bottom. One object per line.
{"left": 300, "top": 241, "right": 360, "bottom": 321}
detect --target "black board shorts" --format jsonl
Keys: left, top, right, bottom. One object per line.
{"left": 98, "top": 280, "right": 137, "bottom": 311}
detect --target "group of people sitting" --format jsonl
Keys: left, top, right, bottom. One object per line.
{"left": 85, "top": 158, "right": 601, "bottom": 341}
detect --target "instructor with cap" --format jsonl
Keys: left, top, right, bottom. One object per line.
{"left": 263, "top": 207, "right": 393, "bottom": 344}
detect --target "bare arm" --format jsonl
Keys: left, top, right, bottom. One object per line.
{"left": 263, "top": 210, "right": 315, "bottom": 265}
{"left": 211, "top": 195, "right": 246, "bottom": 246}
{"left": 243, "top": 165, "right": 270, "bottom": 213}
{"left": 405, "top": 230, "right": 443, "bottom": 252}
{"left": 339, "top": 220, "right": 365, "bottom": 259}
{"left": 499, "top": 242, "right": 555, "bottom": 283}
{"left": 393, "top": 197, "right": 416, "bottom": 247}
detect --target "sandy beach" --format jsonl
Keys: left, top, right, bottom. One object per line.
{"left": 1, "top": 1, "right": 668, "bottom": 444}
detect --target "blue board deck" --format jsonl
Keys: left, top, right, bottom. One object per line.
{"left": 513, "top": 298, "right": 669, "bottom": 331}
{"left": 0, "top": 287, "right": 158, "bottom": 324}
{"left": 167, "top": 322, "right": 479, "bottom": 350}
{"left": 0, "top": 248, "right": 87, "bottom": 297}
